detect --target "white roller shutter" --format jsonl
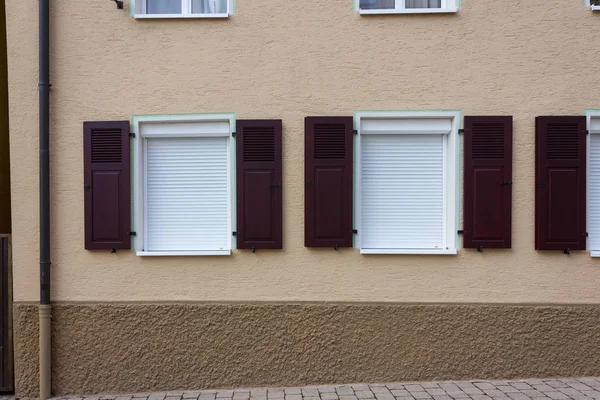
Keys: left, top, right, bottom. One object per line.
{"left": 145, "top": 136, "right": 229, "bottom": 251}
{"left": 589, "top": 133, "right": 600, "bottom": 251}
{"left": 360, "top": 133, "right": 445, "bottom": 250}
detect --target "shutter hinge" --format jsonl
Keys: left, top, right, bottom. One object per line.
{"left": 232, "top": 231, "right": 237, "bottom": 236}
{"left": 232, "top": 132, "right": 237, "bottom": 138}
{"left": 587, "top": 232, "right": 589, "bottom": 237}
{"left": 587, "top": 129, "right": 590, "bottom": 135}
{"left": 458, "top": 128, "right": 465, "bottom": 134}
{"left": 129, "top": 132, "right": 136, "bottom": 138}
{"left": 457, "top": 230, "right": 464, "bottom": 235}
{"left": 129, "top": 231, "right": 137, "bottom": 236}
{"left": 352, "top": 229, "right": 358, "bottom": 234}
{"left": 353, "top": 129, "right": 358, "bottom": 135}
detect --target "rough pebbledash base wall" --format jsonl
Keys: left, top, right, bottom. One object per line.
{"left": 12, "top": 303, "right": 600, "bottom": 396}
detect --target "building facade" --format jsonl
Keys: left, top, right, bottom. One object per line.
{"left": 5, "top": 0, "right": 600, "bottom": 396}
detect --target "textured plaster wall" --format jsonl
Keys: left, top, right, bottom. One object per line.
{"left": 6, "top": 0, "right": 600, "bottom": 303}
{"left": 13, "top": 302, "right": 600, "bottom": 396}
{"left": 0, "top": 0, "right": 10, "bottom": 235}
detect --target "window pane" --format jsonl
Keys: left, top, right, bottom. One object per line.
{"left": 359, "top": 0, "right": 395, "bottom": 9}
{"left": 192, "top": 0, "right": 228, "bottom": 13}
{"left": 405, "top": 0, "right": 442, "bottom": 8}
{"left": 147, "top": 0, "right": 182, "bottom": 14}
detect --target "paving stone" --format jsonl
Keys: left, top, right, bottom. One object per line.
{"left": 233, "top": 395, "right": 250, "bottom": 400}
{"left": 319, "top": 388, "right": 338, "bottom": 394}
{"left": 422, "top": 384, "right": 441, "bottom": 390}
{"left": 432, "top": 396, "right": 453, "bottom": 400}
{"left": 148, "top": 396, "right": 166, "bottom": 400}
{"left": 392, "top": 391, "right": 411, "bottom": 397}
{"left": 464, "top": 388, "right": 484, "bottom": 395}
{"left": 303, "top": 389, "right": 320, "bottom": 397}
{"left": 395, "top": 397, "right": 416, "bottom": 400}
{"left": 446, "top": 391, "right": 470, "bottom": 399}
{"left": 476, "top": 384, "right": 498, "bottom": 391}
{"left": 304, "top": 397, "right": 321, "bottom": 400}
{"left": 472, "top": 395, "right": 493, "bottom": 400}
{"left": 544, "top": 393, "right": 569, "bottom": 400}
{"left": 506, "top": 393, "right": 530, "bottom": 400}
{"left": 183, "top": 394, "right": 201, "bottom": 399}
{"left": 532, "top": 386, "right": 555, "bottom": 392}
{"left": 387, "top": 385, "right": 406, "bottom": 390}
{"left": 167, "top": 394, "right": 184, "bottom": 398}
{"left": 250, "top": 397, "right": 267, "bottom": 400}
{"left": 165, "top": 397, "right": 182, "bottom": 400}
{"left": 520, "top": 391, "right": 546, "bottom": 398}
{"left": 267, "top": 393, "right": 284, "bottom": 399}
{"left": 406, "top": 386, "right": 426, "bottom": 393}
{"left": 200, "top": 395, "right": 216, "bottom": 400}
{"left": 285, "top": 395, "right": 302, "bottom": 400}
{"left": 322, "top": 393, "right": 340, "bottom": 400}
{"left": 498, "top": 387, "right": 521, "bottom": 393}
{"left": 356, "top": 391, "right": 375, "bottom": 399}
{"left": 217, "top": 392, "right": 235, "bottom": 398}
{"left": 375, "top": 394, "right": 395, "bottom": 400}
{"left": 569, "top": 384, "right": 594, "bottom": 391}
{"left": 583, "top": 392, "right": 600, "bottom": 400}
{"left": 458, "top": 383, "right": 477, "bottom": 390}
{"left": 484, "top": 390, "right": 507, "bottom": 398}
{"left": 426, "top": 390, "right": 446, "bottom": 396}
{"left": 100, "top": 397, "right": 117, "bottom": 400}
{"left": 354, "top": 386, "right": 372, "bottom": 392}
{"left": 337, "top": 387, "right": 356, "bottom": 396}
{"left": 545, "top": 382, "right": 569, "bottom": 390}
{"left": 411, "top": 393, "right": 432, "bottom": 400}
{"left": 253, "top": 390, "right": 268, "bottom": 396}
{"left": 439, "top": 385, "right": 460, "bottom": 392}
{"left": 339, "top": 396, "right": 359, "bottom": 400}
{"left": 371, "top": 388, "right": 392, "bottom": 394}
{"left": 117, "top": 397, "right": 133, "bottom": 400}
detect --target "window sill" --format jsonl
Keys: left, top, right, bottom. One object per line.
{"left": 359, "top": 8, "right": 458, "bottom": 15}
{"left": 133, "top": 13, "right": 229, "bottom": 19}
{"left": 360, "top": 248, "right": 458, "bottom": 255}
{"left": 592, "top": 5, "right": 600, "bottom": 10}
{"left": 590, "top": 251, "right": 600, "bottom": 257}
{"left": 136, "top": 250, "right": 231, "bottom": 256}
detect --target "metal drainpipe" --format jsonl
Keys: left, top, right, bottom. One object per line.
{"left": 38, "top": 0, "right": 51, "bottom": 399}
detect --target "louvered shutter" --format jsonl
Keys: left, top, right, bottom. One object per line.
{"left": 535, "top": 116, "right": 586, "bottom": 250}
{"left": 236, "top": 120, "right": 283, "bottom": 249}
{"left": 361, "top": 134, "right": 444, "bottom": 250}
{"left": 305, "top": 116, "right": 353, "bottom": 248}
{"left": 83, "top": 121, "right": 131, "bottom": 250}
{"left": 146, "top": 137, "right": 229, "bottom": 251}
{"left": 463, "top": 116, "right": 512, "bottom": 249}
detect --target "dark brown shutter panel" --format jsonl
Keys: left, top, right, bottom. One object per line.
{"left": 236, "top": 119, "right": 283, "bottom": 249}
{"left": 83, "top": 121, "right": 131, "bottom": 250}
{"left": 305, "top": 116, "right": 353, "bottom": 248}
{"left": 535, "top": 116, "right": 587, "bottom": 250}
{"left": 463, "top": 116, "right": 512, "bottom": 249}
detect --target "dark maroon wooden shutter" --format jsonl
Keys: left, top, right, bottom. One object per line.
{"left": 535, "top": 116, "right": 586, "bottom": 251}
{"left": 83, "top": 121, "right": 131, "bottom": 250}
{"left": 463, "top": 116, "right": 512, "bottom": 249}
{"left": 236, "top": 120, "right": 282, "bottom": 249}
{"left": 304, "top": 117, "right": 353, "bottom": 248}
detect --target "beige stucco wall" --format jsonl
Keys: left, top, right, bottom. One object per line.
{"left": 6, "top": 0, "right": 600, "bottom": 303}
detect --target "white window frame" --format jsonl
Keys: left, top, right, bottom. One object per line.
{"left": 585, "top": 0, "right": 600, "bottom": 10}
{"left": 587, "top": 111, "right": 600, "bottom": 256}
{"left": 355, "top": 110, "right": 460, "bottom": 255}
{"left": 132, "top": 0, "right": 231, "bottom": 19}
{"left": 358, "top": 0, "right": 458, "bottom": 14}
{"left": 132, "top": 114, "right": 236, "bottom": 256}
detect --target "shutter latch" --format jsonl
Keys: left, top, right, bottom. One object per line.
{"left": 129, "top": 132, "right": 136, "bottom": 138}
{"left": 458, "top": 128, "right": 465, "bottom": 134}
{"left": 500, "top": 181, "right": 512, "bottom": 186}
{"left": 352, "top": 229, "right": 358, "bottom": 234}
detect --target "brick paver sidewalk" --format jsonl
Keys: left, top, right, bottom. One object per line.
{"left": 4, "top": 377, "right": 600, "bottom": 400}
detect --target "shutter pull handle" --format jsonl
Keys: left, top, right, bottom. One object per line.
{"left": 500, "top": 180, "right": 512, "bottom": 186}
{"left": 252, "top": 247, "right": 256, "bottom": 253}
{"left": 334, "top": 244, "right": 339, "bottom": 251}
{"left": 564, "top": 248, "right": 570, "bottom": 255}
{"left": 477, "top": 246, "right": 483, "bottom": 253}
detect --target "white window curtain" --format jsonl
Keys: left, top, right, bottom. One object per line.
{"left": 361, "top": 134, "right": 445, "bottom": 250}
{"left": 192, "top": 0, "right": 228, "bottom": 13}
{"left": 145, "top": 136, "right": 229, "bottom": 252}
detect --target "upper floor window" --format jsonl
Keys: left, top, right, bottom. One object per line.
{"left": 358, "top": 0, "right": 458, "bottom": 14}
{"left": 133, "top": 0, "right": 230, "bottom": 18}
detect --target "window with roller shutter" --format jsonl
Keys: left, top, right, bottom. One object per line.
{"left": 355, "top": 111, "right": 460, "bottom": 255}
{"left": 83, "top": 121, "right": 131, "bottom": 250}
{"left": 586, "top": 112, "right": 600, "bottom": 256}
{"left": 236, "top": 120, "right": 283, "bottom": 250}
{"left": 305, "top": 116, "right": 354, "bottom": 248}
{"left": 535, "top": 116, "right": 587, "bottom": 251}
{"left": 463, "top": 116, "right": 512, "bottom": 249}
{"left": 131, "top": 114, "right": 236, "bottom": 256}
